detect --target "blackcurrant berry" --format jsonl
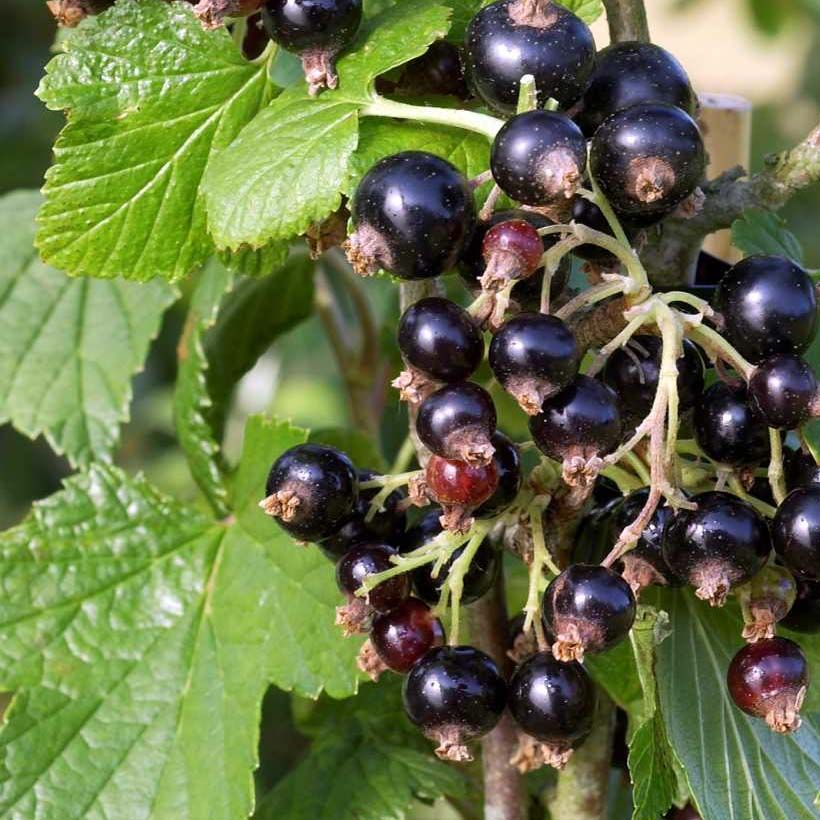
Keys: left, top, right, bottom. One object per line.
{"left": 370, "top": 597, "right": 445, "bottom": 673}
{"left": 262, "top": 0, "right": 362, "bottom": 94}
{"left": 416, "top": 383, "right": 497, "bottom": 465}
{"left": 529, "top": 376, "right": 622, "bottom": 467}
{"left": 773, "top": 486, "right": 820, "bottom": 580}
{"left": 662, "top": 491, "right": 772, "bottom": 606}
{"left": 397, "top": 297, "right": 484, "bottom": 384}
{"left": 542, "top": 564, "right": 636, "bottom": 661}
{"left": 781, "top": 577, "right": 820, "bottom": 634}
{"left": 346, "top": 151, "right": 476, "bottom": 280}
{"left": 508, "top": 652, "right": 597, "bottom": 757}
{"left": 490, "top": 111, "right": 588, "bottom": 205}
{"left": 318, "top": 469, "right": 406, "bottom": 560}
{"left": 242, "top": 13, "right": 271, "bottom": 61}
{"left": 603, "top": 335, "right": 705, "bottom": 417}
{"left": 571, "top": 494, "right": 623, "bottom": 565}
{"left": 262, "top": 443, "right": 358, "bottom": 541}
{"left": 715, "top": 255, "right": 817, "bottom": 364}
{"left": 727, "top": 636, "right": 810, "bottom": 733}
{"left": 477, "top": 431, "right": 523, "bottom": 516}
{"left": 693, "top": 382, "right": 769, "bottom": 467}
{"left": 464, "top": 0, "right": 595, "bottom": 114}
{"left": 785, "top": 447, "right": 820, "bottom": 492}
{"left": 402, "top": 645, "right": 507, "bottom": 760}
{"left": 413, "top": 539, "right": 500, "bottom": 605}
{"left": 401, "top": 508, "right": 444, "bottom": 553}
{"left": 396, "top": 40, "right": 469, "bottom": 99}
{"left": 425, "top": 455, "right": 499, "bottom": 509}
{"left": 589, "top": 103, "right": 706, "bottom": 217}
{"left": 481, "top": 219, "right": 545, "bottom": 288}
{"left": 575, "top": 41, "right": 696, "bottom": 137}
{"left": 490, "top": 313, "right": 580, "bottom": 415}
{"left": 749, "top": 354, "right": 817, "bottom": 430}
{"left": 336, "top": 543, "right": 410, "bottom": 612}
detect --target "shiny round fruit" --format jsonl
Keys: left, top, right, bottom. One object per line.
{"left": 413, "top": 539, "right": 500, "bottom": 605}
{"left": 477, "top": 432, "right": 522, "bottom": 516}
{"left": 749, "top": 354, "right": 817, "bottom": 430}
{"left": 781, "top": 577, "right": 820, "bottom": 634}
{"left": 370, "top": 597, "right": 445, "bottom": 673}
{"left": 425, "top": 455, "right": 499, "bottom": 508}
{"left": 482, "top": 219, "right": 545, "bottom": 278}
{"left": 785, "top": 448, "right": 820, "bottom": 491}
{"left": 262, "top": 0, "right": 362, "bottom": 52}
{"left": 773, "top": 486, "right": 820, "bottom": 580}
{"left": 335, "top": 543, "right": 410, "bottom": 612}
{"left": 401, "top": 508, "right": 444, "bottom": 553}
{"left": 396, "top": 40, "right": 469, "bottom": 98}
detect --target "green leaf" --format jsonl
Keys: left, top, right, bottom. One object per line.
{"left": 36, "top": 0, "right": 276, "bottom": 281}
{"left": 585, "top": 639, "right": 643, "bottom": 714}
{"left": 731, "top": 208, "right": 804, "bottom": 263}
{"left": 310, "top": 427, "right": 388, "bottom": 473}
{"left": 0, "top": 189, "right": 175, "bottom": 466}
{"left": 255, "top": 679, "right": 468, "bottom": 820}
{"left": 218, "top": 242, "right": 290, "bottom": 278}
{"left": 446, "top": 0, "right": 485, "bottom": 40}
{"left": 559, "top": 0, "right": 605, "bottom": 23}
{"left": 654, "top": 590, "right": 820, "bottom": 820}
{"left": 0, "top": 417, "right": 361, "bottom": 819}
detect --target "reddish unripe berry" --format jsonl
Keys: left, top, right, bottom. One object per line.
{"left": 482, "top": 219, "right": 544, "bottom": 279}
{"left": 426, "top": 456, "right": 499, "bottom": 507}
{"left": 370, "top": 597, "right": 445, "bottom": 673}
{"left": 727, "top": 637, "right": 810, "bottom": 733}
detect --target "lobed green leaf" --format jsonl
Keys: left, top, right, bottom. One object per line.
{"left": 731, "top": 208, "right": 804, "bottom": 263}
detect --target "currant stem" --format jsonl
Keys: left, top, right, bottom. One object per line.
{"left": 523, "top": 500, "right": 558, "bottom": 645}
{"left": 768, "top": 428, "right": 787, "bottom": 505}
{"left": 446, "top": 525, "right": 490, "bottom": 645}
{"left": 555, "top": 279, "right": 627, "bottom": 321}
{"left": 686, "top": 323, "right": 755, "bottom": 380}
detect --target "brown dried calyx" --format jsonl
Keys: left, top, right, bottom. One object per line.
{"left": 764, "top": 686, "right": 807, "bottom": 734}
{"left": 560, "top": 451, "right": 603, "bottom": 489}
{"left": 508, "top": 0, "right": 559, "bottom": 28}
{"left": 691, "top": 560, "right": 735, "bottom": 607}
{"left": 444, "top": 425, "right": 496, "bottom": 466}
{"left": 344, "top": 224, "right": 393, "bottom": 277}
{"left": 428, "top": 725, "right": 473, "bottom": 762}
{"left": 511, "top": 732, "right": 573, "bottom": 772}
{"left": 626, "top": 157, "right": 677, "bottom": 205}
{"left": 357, "top": 639, "right": 388, "bottom": 681}
{"left": 335, "top": 595, "right": 373, "bottom": 636}
{"left": 259, "top": 489, "right": 300, "bottom": 522}
{"left": 439, "top": 505, "right": 475, "bottom": 535}
{"left": 392, "top": 367, "right": 439, "bottom": 405}
{"left": 301, "top": 48, "right": 344, "bottom": 97}
{"left": 551, "top": 619, "right": 594, "bottom": 663}
{"left": 306, "top": 206, "right": 350, "bottom": 259}
{"left": 502, "top": 375, "right": 561, "bottom": 416}
{"left": 47, "top": 0, "right": 109, "bottom": 26}
{"left": 620, "top": 554, "right": 670, "bottom": 597}
{"left": 193, "top": 0, "right": 263, "bottom": 30}
{"left": 536, "top": 147, "right": 584, "bottom": 201}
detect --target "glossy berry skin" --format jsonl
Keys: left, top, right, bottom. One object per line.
{"left": 603, "top": 335, "right": 705, "bottom": 417}
{"left": 490, "top": 314, "right": 580, "bottom": 414}
{"left": 529, "top": 376, "right": 622, "bottom": 463}
{"left": 544, "top": 565, "right": 636, "bottom": 658}
{"left": 349, "top": 151, "right": 476, "bottom": 280}
{"left": 693, "top": 382, "right": 769, "bottom": 467}
{"left": 398, "top": 297, "right": 484, "bottom": 383}
{"left": 425, "top": 455, "right": 499, "bottom": 507}
{"left": 490, "top": 111, "right": 588, "bottom": 205}
{"left": 508, "top": 652, "right": 597, "bottom": 746}
{"left": 715, "top": 255, "right": 817, "bottom": 364}
{"left": 477, "top": 432, "right": 522, "bottom": 516}
{"left": 401, "top": 508, "right": 444, "bottom": 553}
{"left": 785, "top": 447, "right": 820, "bottom": 491}
{"left": 397, "top": 41, "right": 469, "bottom": 99}
{"left": 416, "top": 383, "right": 497, "bottom": 462}
{"left": 773, "top": 487, "right": 820, "bottom": 580}
{"left": 262, "top": 0, "right": 361, "bottom": 52}
{"left": 590, "top": 103, "right": 706, "bottom": 217}
{"left": 402, "top": 645, "right": 507, "bottom": 744}
{"left": 464, "top": 0, "right": 595, "bottom": 114}
{"left": 749, "top": 355, "right": 817, "bottom": 430}
{"left": 662, "top": 492, "right": 772, "bottom": 606}
{"left": 370, "top": 598, "right": 445, "bottom": 673}
{"left": 264, "top": 444, "right": 358, "bottom": 541}
{"left": 413, "top": 539, "right": 500, "bottom": 605}
{"left": 781, "top": 578, "right": 820, "bottom": 634}
{"left": 575, "top": 41, "right": 696, "bottom": 137}
{"left": 727, "top": 637, "right": 809, "bottom": 732}
{"left": 335, "top": 543, "right": 410, "bottom": 612}
{"left": 482, "top": 219, "right": 544, "bottom": 277}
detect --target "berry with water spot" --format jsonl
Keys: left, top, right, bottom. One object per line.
{"left": 749, "top": 354, "right": 817, "bottom": 430}
{"left": 773, "top": 486, "right": 820, "bottom": 580}
{"left": 370, "top": 597, "right": 445, "bottom": 673}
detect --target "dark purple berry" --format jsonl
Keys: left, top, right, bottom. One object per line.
{"left": 542, "top": 564, "right": 636, "bottom": 661}
{"left": 477, "top": 431, "right": 523, "bottom": 516}
{"left": 402, "top": 645, "right": 507, "bottom": 760}
{"left": 346, "top": 151, "right": 476, "bottom": 280}
{"left": 397, "top": 297, "right": 484, "bottom": 383}
{"left": 396, "top": 40, "right": 469, "bottom": 99}
{"left": 590, "top": 103, "right": 706, "bottom": 217}
{"left": 464, "top": 0, "right": 595, "bottom": 114}
{"left": 401, "top": 508, "right": 444, "bottom": 553}
{"left": 785, "top": 447, "right": 820, "bottom": 491}
{"left": 662, "top": 491, "right": 772, "bottom": 606}
{"left": 773, "top": 486, "right": 820, "bottom": 580}
{"left": 490, "top": 110, "right": 588, "bottom": 205}
{"left": 693, "top": 382, "right": 769, "bottom": 467}
{"left": 715, "top": 255, "right": 817, "bottom": 364}
{"left": 425, "top": 456, "right": 499, "bottom": 508}
{"left": 242, "top": 13, "right": 271, "bottom": 60}
{"left": 413, "top": 539, "right": 500, "bottom": 605}
{"left": 336, "top": 543, "right": 410, "bottom": 612}
{"left": 727, "top": 637, "right": 810, "bottom": 733}
{"left": 490, "top": 313, "right": 580, "bottom": 415}
{"left": 370, "top": 597, "right": 445, "bottom": 673}
{"left": 781, "top": 577, "right": 820, "bottom": 634}
{"left": 263, "top": 443, "right": 358, "bottom": 541}
{"left": 749, "top": 354, "right": 817, "bottom": 430}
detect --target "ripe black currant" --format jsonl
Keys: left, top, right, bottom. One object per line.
{"left": 693, "top": 382, "right": 769, "bottom": 467}
{"left": 401, "top": 508, "right": 444, "bottom": 553}
{"left": 425, "top": 455, "right": 499, "bottom": 509}
{"left": 603, "top": 335, "right": 704, "bottom": 418}
{"left": 396, "top": 40, "right": 469, "bottom": 99}
{"left": 397, "top": 297, "right": 484, "bottom": 384}
{"left": 490, "top": 110, "right": 588, "bottom": 205}
{"left": 772, "top": 486, "right": 820, "bottom": 580}
{"left": 575, "top": 41, "right": 696, "bottom": 137}
{"left": 464, "top": 0, "right": 595, "bottom": 114}
{"left": 413, "top": 539, "right": 500, "bottom": 605}
{"left": 727, "top": 637, "right": 810, "bottom": 733}
{"left": 370, "top": 597, "right": 445, "bottom": 673}
{"left": 336, "top": 543, "right": 410, "bottom": 613}
{"left": 402, "top": 645, "right": 507, "bottom": 760}
{"left": 749, "top": 354, "right": 817, "bottom": 430}
{"left": 489, "top": 313, "right": 580, "bottom": 415}
{"left": 262, "top": 443, "right": 358, "bottom": 541}
{"left": 781, "top": 577, "right": 820, "bottom": 634}
{"left": 715, "top": 255, "right": 817, "bottom": 364}
{"left": 508, "top": 652, "right": 597, "bottom": 762}
{"left": 262, "top": 0, "right": 362, "bottom": 94}
{"left": 542, "top": 564, "right": 636, "bottom": 661}
{"left": 529, "top": 376, "right": 622, "bottom": 467}
{"left": 662, "top": 491, "right": 772, "bottom": 606}
{"left": 346, "top": 151, "right": 476, "bottom": 280}
{"left": 477, "top": 432, "right": 523, "bottom": 516}
{"left": 589, "top": 103, "right": 706, "bottom": 216}
{"left": 416, "top": 383, "right": 497, "bottom": 465}
{"left": 785, "top": 447, "right": 820, "bottom": 492}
